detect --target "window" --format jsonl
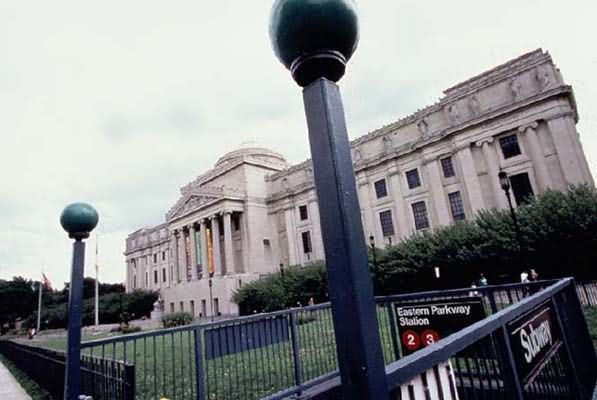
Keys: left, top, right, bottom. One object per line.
{"left": 145, "top": 272, "right": 148, "bottom": 287}
{"left": 374, "top": 179, "right": 388, "bottom": 198}
{"left": 162, "top": 268, "right": 167, "bottom": 282}
{"left": 162, "top": 251, "right": 166, "bottom": 261}
{"left": 233, "top": 214, "right": 240, "bottom": 231}
{"left": 190, "top": 300, "right": 195, "bottom": 317}
{"left": 510, "top": 173, "right": 535, "bottom": 205}
{"left": 180, "top": 301, "right": 184, "bottom": 312}
{"left": 448, "top": 192, "right": 466, "bottom": 221}
{"left": 301, "top": 231, "right": 312, "bottom": 254}
{"left": 299, "top": 205, "right": 309, "bottom": 221}
{"left": 406, "top": 169, "right": 421, "bottom": 189}
{"left": 133, "top": 275, "right": 137, "bottom": 289}
{"left": 170, "top": 303, "right": 175, "bottom": 313}
{"left": 214, "top": 298, "right": 220, "bottom": 316}
{"left": 201, "top": 300, "right": 207, "bottom": 317}
{"left": 154, "top": 270, "right": 158, "bottom": 284}
{"left": 499, "top": 134, "right": 522, "bottom": 159}
{"left": 411, "top": 201, "right": 430, "bottom": 230}
{"left": 441, "top": 157, "right": 456, "bottom": 178}
{"left": 153, "top": 254, "right": 157, "bottom": 263}
{"left": 379, "top": 210, "right": 395, "bottom": 237}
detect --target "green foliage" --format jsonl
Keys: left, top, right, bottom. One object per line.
{"left": 21, "top": 289, "right": 158, "bottom": 331}
{"left": 0, "top": 277, "right": 37, "bottom": 332}
{"left": 234, "top": 186, "right": 597, "bottom": 310}
{"left": 233, "top": 262, "right": 328, "bottom": 315}
{"left": 161, "top": 312, "right": 193, "bottom": 328}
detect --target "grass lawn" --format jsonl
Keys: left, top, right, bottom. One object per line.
{"left": 30, "top": 307, "right": 398, "bottom": 400}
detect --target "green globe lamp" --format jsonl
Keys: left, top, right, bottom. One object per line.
{"left": 269, "top": 1, "right": 388, "bottom": 399}
{"left": 270, "top": 0, "right": 359, "bottom": 87}
{"left": 60, "top": 202, "right": 98, "bottom": 400}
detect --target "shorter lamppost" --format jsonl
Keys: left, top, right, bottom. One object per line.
{"left": 60, "top": 202, "right": 99, "bottom": 400}
{"left": 208, "top": 278, "right": 214, "bottom": 321}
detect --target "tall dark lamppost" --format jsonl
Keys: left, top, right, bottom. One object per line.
{"left": 60, "top": 202, "right": 99, "bottom": 400}
{"left": 270, "top": 1, "right": 388, "bottom": 398}
{"left": 498, "top": 171, "right": 525, "bottom": 271}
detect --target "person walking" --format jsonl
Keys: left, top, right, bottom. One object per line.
{"left": 478, "top": 274, "right": 488, "bottom": 287}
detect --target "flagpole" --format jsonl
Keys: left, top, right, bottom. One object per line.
{"left": 95, "top": 233, "right": 99, "bottom": 328}
{"left": 37, "top": 279, "right": 42, "bottom": 333}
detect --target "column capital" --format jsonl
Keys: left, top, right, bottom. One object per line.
{"left": 223, "top": 210, "right": 233, "bottom": 216}
{"left": 518, "top": 121, "right": 539, "bottom": 133}
{"left": 475, "top": 136, "right": 495, "bottom": 148}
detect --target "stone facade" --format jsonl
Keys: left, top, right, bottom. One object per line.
{"left": 125, "top": 49, "right": 594, "bottom": 318}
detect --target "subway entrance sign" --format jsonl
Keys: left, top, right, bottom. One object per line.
{"left": 508, "top": 304, "right": 562, "bottom": 384}
{"left": 395, "top": 298, "right": 486, "bottom": 355}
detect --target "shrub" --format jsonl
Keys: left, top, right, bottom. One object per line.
{"left": 233, "top": 262, "right": 328, "bottom": 315}
{"left": 233, "top": 186, "right": 597, "bottom": 310}
{"left": 161, "top": 312, "right": 193, "bottom": 328}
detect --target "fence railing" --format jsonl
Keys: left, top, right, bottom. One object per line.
{"left": 307, "top": 278, "right": 597, "bottom": 399}
{"left": 0, "top": 340, "right": 135, "bottom": 400}
{"left": 74, "top": 279, "right": 594, "bottom": 400}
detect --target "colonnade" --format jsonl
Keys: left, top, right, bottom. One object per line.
{"left": 170, "top": 211, "right": 240, "bottom": 284}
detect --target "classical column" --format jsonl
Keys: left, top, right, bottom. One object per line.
{"left": 199, "top": 219, "right": 209, "bottom": 277}
{"left": 223, "top": 211, "right": 235, "bottom": 275}
{"left": 284, "top": 208, "right": 298, "bottom": 265}
{"left": 211, "top": 215, "right": 222, "bottom": 275}
{"left": 189, "top": 224, "right": 198, "bottom": 280}
{"left": 548, "top": 116, "right": 586, "bottom": 186}
{"left": 174, "top": 230, "right": 181, "bottom": 283}
{"left": 309, "top": 201, "right": 324, "bottom": 259}
{"left": 456, "top": 145, "right": 485, "bottom": 214}
{"left": 387, "top": 167, "right": 410, "bottom": 238}
{"left": 356, "top": 175, "right": 374, "bottom": 239}
{"left": 425, "top": 158, "right": 451, "bottom": 225}
{"left": 476, "top": 137, "right": 508, "bottom": 210}
{"left": 520, "top": 122, "right": 551, "bottom": 192}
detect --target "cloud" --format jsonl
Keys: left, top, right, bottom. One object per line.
{"left": 0, "top": 0, "right": 596, "bottom": 284}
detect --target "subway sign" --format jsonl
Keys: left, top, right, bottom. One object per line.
{"left": 508, "top": 305, "right": 562, "bottom": 384}
{"left": 395, "top": 298, "right": 486, "bottom": 355}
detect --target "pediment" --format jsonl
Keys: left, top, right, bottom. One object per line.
{"left": 166, "top": 193, "right": 221, "bottom": 221}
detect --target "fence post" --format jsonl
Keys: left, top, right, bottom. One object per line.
{"left": 385, "top": 302, "right": 401, "bottom": 361}
{"left": 194, "top": 327, "right": 206, "bottom": 400}
{"left": 289, "top": 310, "right": 304, "bottom": 392}
{"left": 553, "top": 281, "right": 597, "bottom": 398}
{"left": 494, "top": 326, "right": 524, "bottom": 399}
{"left": 124, "top": 363, "right": 135, "bottom": 400}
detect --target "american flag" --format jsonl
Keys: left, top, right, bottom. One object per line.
{"left": 42, "top": 273, "right": 52, "bottom": 290}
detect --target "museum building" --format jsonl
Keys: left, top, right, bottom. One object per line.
{"left": 124, "top": 49, "right": 594, "bottom": 318}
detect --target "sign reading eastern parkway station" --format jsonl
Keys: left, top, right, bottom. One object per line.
{"left": 395, "top": 298, "right": 486, "bottom": 355}
{"left": 508, "top": 305, "right": 562, "bottom": 384}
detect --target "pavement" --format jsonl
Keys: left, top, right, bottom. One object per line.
{"left": 0, "top": 360, "right": 31, "bottom": 400}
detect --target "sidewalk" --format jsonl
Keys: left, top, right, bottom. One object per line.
{"left": 0, "top": 360, "right": 31, "bottom": 400}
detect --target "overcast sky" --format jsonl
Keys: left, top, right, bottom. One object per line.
{"left": 1, "top": 1, "right": 596, "bottom": 287}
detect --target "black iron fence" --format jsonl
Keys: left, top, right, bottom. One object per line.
{"left": 0, "top": 340, "right": 135, "bottom": 400}
{"left": 73, "top": 279, "right": 597, "bottom": 400}
{"left": 310, "top": 278, "right": 597, "bottom": 399}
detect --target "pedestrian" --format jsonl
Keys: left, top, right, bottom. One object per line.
{"left": 529, "top": 269, "right": 539, "bottom": 281}
{"left": 469, "top": 282, "right": 478, "bottom": 297}
{"left": 308, "top": 297, "right": 315, "bottom": 307}
{"left": 521, "top": 270, "right": 530, "bottom": 296}
{"left": 478, "top": 274, "right": 488, "bottom": 287}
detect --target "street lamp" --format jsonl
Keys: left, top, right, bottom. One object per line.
{"left": 208, "top": 278, "right": 214, "bottom": 322}
{"left": 60, "top": 202, "right": 99, "bottom": 400}
{"left": 270, "top": 1, "right": 388, "bottom": 398}
{"left": 498, "top": 171, "right": 525, "bottom": 272}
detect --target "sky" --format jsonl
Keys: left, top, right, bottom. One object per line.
{"left": 0, "top": 1, "right": 596, "bottom": 287}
